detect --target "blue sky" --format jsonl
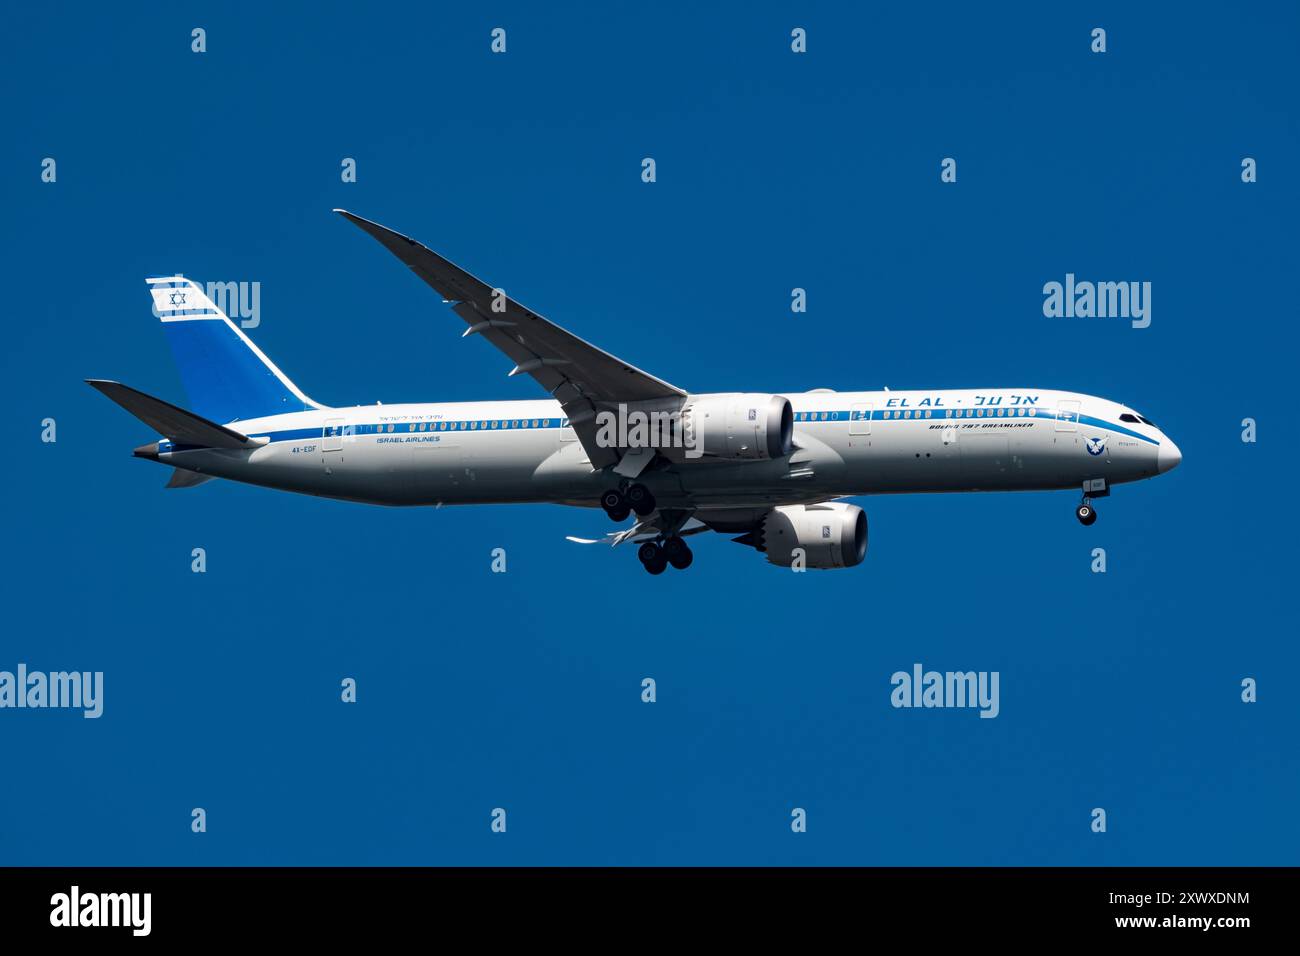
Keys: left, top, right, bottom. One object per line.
{"left": 1, "top": 2, "right": 1296, "bottom": 864}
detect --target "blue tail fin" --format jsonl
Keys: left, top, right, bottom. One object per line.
{"left": 147, "top": 276, "right": 322, "bottom": 424}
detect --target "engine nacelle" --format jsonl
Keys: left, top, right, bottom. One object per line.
{"left": 677, "top": 393, "right": 793, "bottom": 462}
{"left": 760, "top": 503, "right": 868, "bottom": 569}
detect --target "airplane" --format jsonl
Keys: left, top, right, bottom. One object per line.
{"left": 88, "top": 210, "right": 1182, "bottom": 575}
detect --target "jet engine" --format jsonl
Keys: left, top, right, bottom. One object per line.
{"left": 675, "top": 394, "right": 793, "bottom": 461}
{"left": 750, "top": 502, "right": 868, "bottom": 569}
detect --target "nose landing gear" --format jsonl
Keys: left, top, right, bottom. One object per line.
{"left": 1076, "top": 478, "right": 1106, "bottom": 526}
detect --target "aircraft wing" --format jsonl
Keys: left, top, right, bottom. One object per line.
{"left": 335, "top": 210, "right": 687, "bottom": 470}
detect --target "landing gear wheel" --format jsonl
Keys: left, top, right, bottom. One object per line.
{"left": 663, "top": 536, "right": 693, "bottom": 570}
{"left": 1076, "top": 503, "right": 1097, "bottom": 526}
{"left": 601, "top": 489, "right": 630, "bottom": 523}
{"left": 626, "top": 483, "right": 657, "bottom": 516}
{"left": 637, "top": 540, "right": 667, "bottom": 575}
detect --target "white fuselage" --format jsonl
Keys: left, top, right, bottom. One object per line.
{"left": 153, "top": 387, "right": 1178, "bottom": 512}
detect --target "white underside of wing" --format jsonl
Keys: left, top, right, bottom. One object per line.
{"left": 566, "top": 516, "right": 708, "bottom": 547}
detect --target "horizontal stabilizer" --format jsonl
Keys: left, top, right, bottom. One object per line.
{"left": 166, "top": 468, "right": 216, "bottom": 489}
{"left": 86, "top": 380, "right": 257, "bottom": 450}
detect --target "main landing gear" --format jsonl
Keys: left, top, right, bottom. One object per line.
{"left": 637, "top": 536, "right": 693, "bottom": 574}
{"left": 601, "top": 482, "right": 656, "bottom": 522}
{"left": 600, "top": 479, "right": 685, "bottom": 574}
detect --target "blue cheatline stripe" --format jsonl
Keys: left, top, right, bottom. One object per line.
{"left": 301, "top": 417, "right": 567, "bottom": 441}
{"left": 156, "top": 408, "right": 1157, "bottom": 453}
{"left": 795, "top": 408, "right": 1159, "bottom": 445}
{"left": 158, "top": 417, "right": 569, "bottom": 452}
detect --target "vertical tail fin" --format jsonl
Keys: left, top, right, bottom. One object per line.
{"left": 147, "top": 276, "right": 322, "bottom": 424}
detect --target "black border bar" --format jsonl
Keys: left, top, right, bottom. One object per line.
{"left": 0, "top": 866, "right": 1289, "bottom": 939}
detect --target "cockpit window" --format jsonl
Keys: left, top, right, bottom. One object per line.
{"left": 1120, "top": 412, "right": 1158, "bottom": 427}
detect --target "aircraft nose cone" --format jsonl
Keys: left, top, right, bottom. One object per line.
{"left": 1158, "top": 438, "right": 1182, "bottom": 474}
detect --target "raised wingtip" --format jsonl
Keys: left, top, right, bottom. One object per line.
{"left": 334, "top": 208, "right": 383, "bottom": 230}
